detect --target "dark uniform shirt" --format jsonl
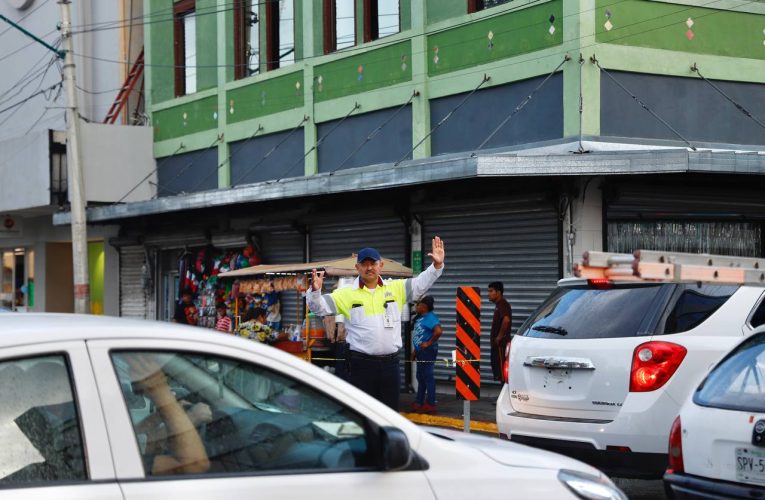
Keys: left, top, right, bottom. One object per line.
{"left": 490, "top": 297, "right": 512, "bottom": 341}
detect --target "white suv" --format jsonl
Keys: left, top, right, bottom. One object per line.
{"left": 496, "top": 277, "right": 765, "bottom": 479}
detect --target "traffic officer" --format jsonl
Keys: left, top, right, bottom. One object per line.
{"left": 307, "top": 237, "right": 445, "bottom": 410}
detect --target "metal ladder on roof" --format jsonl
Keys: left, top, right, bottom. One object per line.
{"left": 575, "top": 250, "right": 765, "bottom": 286}
{"left": 103, "top": 47, "right": 144, "bottom": 124}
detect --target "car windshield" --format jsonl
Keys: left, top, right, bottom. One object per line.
{"left": 694, "top": 333, "right": 765, "bottom": 413}
{"left": 518, "top": 284, "right": 667, "bottom": 339}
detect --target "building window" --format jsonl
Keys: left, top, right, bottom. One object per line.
{"left": 324, "top": 0, "right": 356, "bottom": 54}
{"left": 234, "top": 0, "right": 260, "bottom": 78}
{"left": 173, "top": 0, "right": 196, "bottom": 96}
{"left": 265, "top": 0, "right": 295, "bottom": 71}
{"left": 364, "top": 0, "right": 400, "bottom": 42}
{"left": 468, "top": 0, "right": 513, "bottom": 12}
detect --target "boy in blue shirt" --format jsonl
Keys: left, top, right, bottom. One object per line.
{"left": 411, "top": 295, "right": 442, "bottom": 413}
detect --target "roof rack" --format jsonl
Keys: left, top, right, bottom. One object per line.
{"left": 574, "top": 250, "right": 765, "bottom": 286}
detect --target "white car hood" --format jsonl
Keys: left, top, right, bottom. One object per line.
{"left": 422, "top": 426, "right": 602, "bottom": 474}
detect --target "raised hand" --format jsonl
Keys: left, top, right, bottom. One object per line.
{"left": 311, "top": 269, "right": 325, "bottom": 291}
{"left": 428, "top": 236, "right": 445, "bottom": 269}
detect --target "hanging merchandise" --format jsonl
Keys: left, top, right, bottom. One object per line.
{"left": 171, "top": 242, "right": 269, "bottom": 332}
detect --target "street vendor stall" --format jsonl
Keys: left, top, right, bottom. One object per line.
{"left": 219, "top": 256, "right": 413, "bottom": 362}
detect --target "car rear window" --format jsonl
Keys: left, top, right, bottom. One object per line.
{"left": 517, "top": 284, "right": 667, "bottom": 339}
{"left": 694, "top": 334, "right": 765, "bottom": 413}
{"left": 662, "top": 285, "right": 739, "bottom": 334}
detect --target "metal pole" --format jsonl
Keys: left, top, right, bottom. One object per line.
{"left": 59, "top": 0, "right": 90, "bottom": 314}
{"left": 463, "top": 401, "right": 471, "bottom": 433}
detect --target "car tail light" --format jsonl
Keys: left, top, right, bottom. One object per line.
{"left": 667, "top": 416, "right": 684, "bottom": 474}
{"left": 502, "top": 342, "right": 511, "bottom": 383}
{"left": 630, "top": 341, "right": 687, "bottom": 392}
{"left": 587, "top": 278, "right": 613, "bottom": 289}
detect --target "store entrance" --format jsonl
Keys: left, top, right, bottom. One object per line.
{"left": 1, "top": 248, "right": 33, "bottom": 312}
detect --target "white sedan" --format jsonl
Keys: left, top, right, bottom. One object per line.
{"left": 664, "top": 327, "right": 765, "bottom": 498}
{"left": 0, "top": 314, "right": 625, "bottom": 500}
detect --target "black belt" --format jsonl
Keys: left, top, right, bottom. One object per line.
{"left": 349, "top": 350, "right": 399, "bottom": 361}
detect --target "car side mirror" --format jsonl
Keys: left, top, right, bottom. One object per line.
{"left": 380, "top": 426, "right": 412, "bottom": 471}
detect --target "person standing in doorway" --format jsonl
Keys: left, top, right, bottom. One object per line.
{"left": 173, "top": 288, "right": 199, "bottom": 326}
{"left": 488, "top": 281, "right": 512, "bottom": 383}
{"left": 411, "top": 295, "right": 442, "bottom": 414}
{"left": 214, "top": 303, "right": 232, "bottom": 333}
{"left": 307, "top": 237, "right": 445, "bottom": 411}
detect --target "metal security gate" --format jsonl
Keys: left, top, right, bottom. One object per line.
{"left": 259, "top": 230, "right": 306, "bottom": 332}
{"left": 120, "top": 246, "right": 153, "bottom": 319}
{"left": 309, "top": 214, "right": 407, "bottom": 263}
{"left": 419, "top": 196, "right": 561, "bottom": 384}
{"left": 606, "top": 182, "right": 765, "bottom": 257}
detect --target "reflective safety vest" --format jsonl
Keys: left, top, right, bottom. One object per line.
{"left": 306, "top": 264, "right": 443, "bottom": 355}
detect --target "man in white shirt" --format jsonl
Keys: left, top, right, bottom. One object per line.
{"left": 307, "top": 237, "right": 445, "bottom": 410}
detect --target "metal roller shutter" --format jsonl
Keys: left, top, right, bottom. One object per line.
{"left": 120, "top": 246, "right": 150, "bottom": 319}
{"left": 309, "top": 214, "right": 407, "bottom": 263}
{"left": 418, "top": 196, "right": 560, "bottom": 385}
{"left": 259, "top": 230, "right": 306, "bottom": 331}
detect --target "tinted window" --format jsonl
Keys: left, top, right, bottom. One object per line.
{"left": 694, "top": 334, "right": 765, "bottom": 412}
{"left": 750, "top": 298, "right": 765, "bottom": 329}
{"left": 518, "top": 284, "right": 666, "bottom": 339}
{"left": 663, "top": 285, "right": 739, "bottom": 334}
{"left": 0, "top": 355, "right": 87, "bottom": 485}
{"left": 112, "top": 351, "right": 375, "bottom": 477}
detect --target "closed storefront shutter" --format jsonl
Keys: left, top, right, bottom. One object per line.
{"left": 606, "top": 182, "right": 765, "bottom": 257}
{"left": 260, "top": 230, "right": 306, "bottom": 331}
{"left": 418, "top": 196, "right": 560, "bottom": 384}
{"left": 120, "top": 246, "right": 151, "bottom": 319}
{"left": 309, "top": 214, "right": 407, "bottom": 263}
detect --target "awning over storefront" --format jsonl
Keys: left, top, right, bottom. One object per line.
{"left": 219, "top": 256, "right": 413, "bottom": 279}
{"left": 52, "top": 138, "right": 765, "bottom": 226}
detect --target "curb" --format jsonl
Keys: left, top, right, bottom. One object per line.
{"left": 400, "top": 412, "right": 499, "bottom": 435}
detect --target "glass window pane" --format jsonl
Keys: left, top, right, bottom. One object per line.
{"left": 278, "top": 0, "right": 295, "bottom": 66}
{"left": 377, "top": 0, "right": 399, "bottom": 39}
{"left": 248, "top": 1, "right": 260, "bottom": 75}
{"left": 184, "top": 13, "right": 197, "bottom": 94}
{"left": 695, "top": 334, "right": 765, "bottom": 412}
{"left": 663, "top": 285, "right": 738, "bottom": 334}
{"left": 0, "top": 355, "right": 87, "bottom": 484}
{"left": 112, "top": 351, "right": 375, "bottom": 476}
{"left": 480, "top": 0, "right": 513, "bottom": 8}
{"left": 518, "top": 284, "right": 666, "bottom": 339}
{"left": 336, "top": 0, "right": 355, "bottom": 50}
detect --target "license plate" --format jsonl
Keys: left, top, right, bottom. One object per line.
{"left": 735, "top": 448, "right": 765, "bottom": 485}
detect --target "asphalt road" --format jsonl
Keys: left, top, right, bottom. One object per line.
{"left": 613, "top": 478, "right": 668, "bottom": 500}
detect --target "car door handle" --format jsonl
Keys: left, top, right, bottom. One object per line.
{"left": 523, "top": 356, "right": 595, "bottom": 370}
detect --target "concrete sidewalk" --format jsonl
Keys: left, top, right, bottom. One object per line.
{"left": 399, "top": 382, "right": 500, "bottom": 435}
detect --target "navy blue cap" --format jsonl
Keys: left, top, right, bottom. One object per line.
{"left": 356, "top": 247, "right": 382, "bottom": 263}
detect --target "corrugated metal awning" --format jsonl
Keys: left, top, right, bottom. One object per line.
{"left": 52, "top": 140, "right": 765, "bottom": 226}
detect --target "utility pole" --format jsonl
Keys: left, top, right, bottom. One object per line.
{"left": 59, "top": 0, "right": 90, "bottom": 314}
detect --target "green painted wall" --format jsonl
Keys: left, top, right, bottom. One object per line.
{"left": 400, "top": 0, "right": 412, "bottom": 31}
{"left": 227, "top": 71, "right": 305, "bottom": 124}
{"left": 154, "top": 95, "right": 219, "bottom": 141}
{"left": 428, "top": 0, "right": 563, "bottom": 76}
{"left": 314, "top": 41, "right": 412, "bottom": 102}
{"left": 596, "top": 0, "right": 765, "bottom": 60}
{"left": 426, "top": 0, "right": 467, "bottom": 25}
{"left": 149, "top": 0, "right": 175, "bottom": 104}
{"left": 196, "top": 0, "right": 219, "bottom": 91}
{"left": 88, "top": 241, "right": 104, "bottom": 315}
